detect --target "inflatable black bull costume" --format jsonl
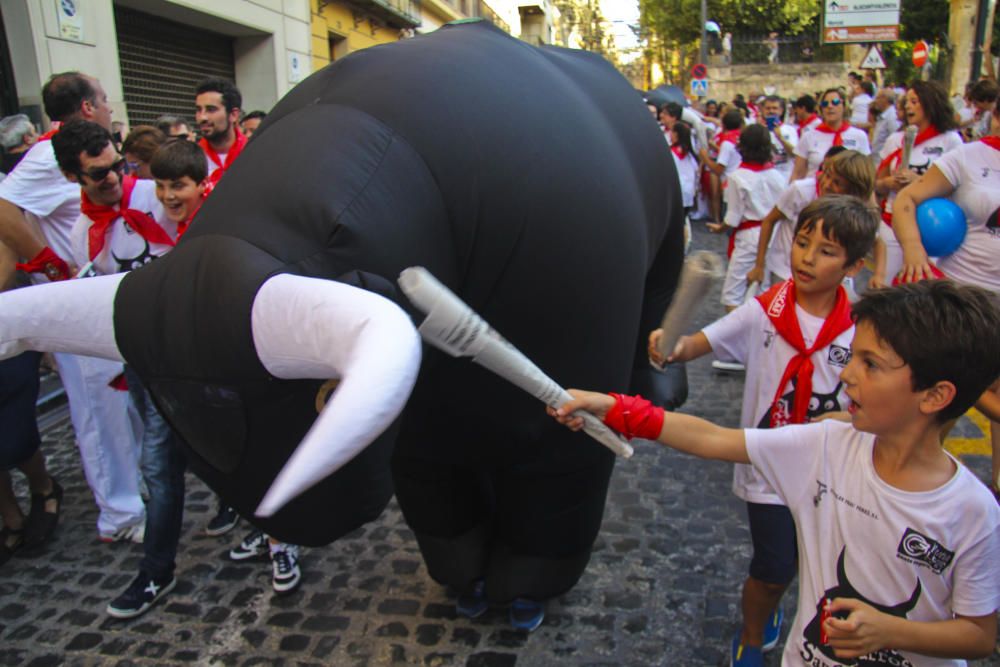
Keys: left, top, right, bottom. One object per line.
{"left": 5, "top": 21, "right": 685, "bottom": 602}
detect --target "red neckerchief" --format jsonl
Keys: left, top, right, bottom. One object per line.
{"left": 755, "top": 280, "right": 852, "bottom": 426}
{"left": 878, "top": 125, "right": 942, "bottom": 173}
{"left": 814, "top": 121, "right": 851, "bottom": 146}
{"left": 176, "top": 195, "right": 206, "bottom": 238}
{"left": 814, "top": 172, "right": 823, "bottom": 197}
{"left": 798, "top": 114, "right": 819, "bottom": 138}
{"left": 80, "top": 175, "right": 175, "bottom": 261}
{"left": 738, "top": 161, "right": 775, "bottom": 172}
{"left": 727, "top": 220, "right": 762, "bottom": 258}
{"left": 200, "top": 126, "right": 247, "bottom": 190}
{"left": 37, "top": 129, "right": 58, "bottom": 142}
{"left": 980, "top": 136, "right": 1000, "bottom": 152}
{"left": 671, "top": 145, "right": 688, "bottom": 159}
{"left": 718, "top": 129, "right": 741, "bottom": 146}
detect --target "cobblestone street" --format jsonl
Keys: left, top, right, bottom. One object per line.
{"left": 1, "top": 224, "right": 997, "bottom": 667}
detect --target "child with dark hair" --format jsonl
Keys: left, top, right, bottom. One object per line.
{"left": 715, "top": 124, "right": 787, "bottom": 311}
{"left": 646, "top": 195, "right": 880, "bottom": 666}
{"left": 561, "top": 278, "right": 1000, "bottom": 667}
{"left": 151, "top": 139, "right": 208, "bottom": 238}
{"left": 669, "top": 121, "right": 698, "bottom": 210}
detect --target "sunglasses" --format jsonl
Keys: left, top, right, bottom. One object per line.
{"left": 80, "top": 158, "right": 125, "bottom": 182}
{"left": 820, "top": 99, "right": 843, "bottom": 108}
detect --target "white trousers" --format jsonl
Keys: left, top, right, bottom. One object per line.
{"left": 53, "top": 352, "right": 144, "bottom": 535}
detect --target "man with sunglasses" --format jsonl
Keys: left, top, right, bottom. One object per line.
{"left": 0, "top": 72, "right": 146, "bottom": 543}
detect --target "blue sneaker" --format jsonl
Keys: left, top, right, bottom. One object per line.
{"left": 456, "top": 579, "right": 488, "bottom": 619}
{"left": 731, "top": 633, "right": 764, "bottom": 667}
{"left": 762, "top": 607, "right": 784, "bottom": 652}
{"left": 509, "top": 598, "right": 544, "bottom": 632}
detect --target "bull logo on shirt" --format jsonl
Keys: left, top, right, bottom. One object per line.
{"left": 799, "top": 548, "right": 921, "bottom": 667}
{"left": 112, "top": 238, "right": 157, "bottom": 273}
{"left": 757, "top": 379, "right": 843, "bottom": 428}
{"left": 907, "top": 158, "right": 931, "bottom": 176}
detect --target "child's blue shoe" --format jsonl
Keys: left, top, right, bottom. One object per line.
{"left": 762, "top": 607, "right": 784, "bottom": 652}
{"left": 731, "top": 633, "right": 764, "bottom": 667}
{"left": 509, "top": 597, "right": 545, "bottom": 632}
{"left": 455, "top": 579, "right": 488, "bottom": 618}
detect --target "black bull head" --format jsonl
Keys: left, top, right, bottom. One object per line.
{"left": 0, "top": 21, "right": 684, "bottom": 548}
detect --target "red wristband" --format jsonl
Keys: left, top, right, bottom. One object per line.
{"left": 16, "top": 247, "right": 70, "bottom": 281}
{"left": 603, "top": 393, "right": 664, "bottom": 441}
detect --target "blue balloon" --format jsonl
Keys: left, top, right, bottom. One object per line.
{"left": 916, "top": 197, "right": 966, "bottom": 257}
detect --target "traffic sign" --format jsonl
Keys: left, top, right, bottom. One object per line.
{"left": 822, "top": 0, "right": 900, "bottom": 44}
{"left": 691, "top": 63, "right": 708, "bottom": 80}
{"left": 690, "top": 79, "right": 709, "bottom": 97}
{"left": 912, "top": 40, "right": 929, "bottom": 68}
{"left": 859, "top": 45, "right": 887, "bottom": 70}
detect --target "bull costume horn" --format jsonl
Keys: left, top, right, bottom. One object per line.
{"left": 251, "top": 274, "right": 421, "bottom": 515}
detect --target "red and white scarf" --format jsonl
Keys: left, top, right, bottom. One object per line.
{"left": 200, "top": 126, "right": 247, "bottom": 191}
{"left": 797, "top": 114, "right": 819, "bottom": 138}
{"left": 755, "top": 280, "right": 852, "bottom": 426}
{"left": 877, "top": 125, "right": 942, "bottom": 174}
{"left": 80, "top": 175, "right": 175, "bottom": 261}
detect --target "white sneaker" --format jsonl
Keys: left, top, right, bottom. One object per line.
{"left": 712, "top": 360, "right": 746, "bottom": 373}
{"left": 99, "top": 521, "right": 145, "bottom": 544}
{"left": 270, "top": 543, "right": 301, "bottom": 594}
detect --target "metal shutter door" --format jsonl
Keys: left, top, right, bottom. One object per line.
{"left": 115, "top": 6, "right": 235, "bottom": 126}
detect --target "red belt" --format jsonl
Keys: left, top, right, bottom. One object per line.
{"left": 728, "top": 220, "right": 762, "bottom": 258}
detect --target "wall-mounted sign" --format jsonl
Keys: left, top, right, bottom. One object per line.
{"left": 822, "top": 0, "right": 900, "bottom": 44}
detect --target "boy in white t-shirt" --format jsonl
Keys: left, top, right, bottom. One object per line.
{"left": 555, "top": 278, "right": 1000, "bottom": 667}
{"left": 53, "top": 120, "right": 185, "bottom": 620}
{"left": 714, "top": 124, "right": 788, "bottom": 311}
{"left": 647, "top": 196, "right": 879, "bottom": 667}
{"left": 748, "top": 149, "right": 875, "bottom": 285}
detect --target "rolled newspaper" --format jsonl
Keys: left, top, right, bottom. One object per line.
{"left": 398, "top": 267, "right": 634, "bottom": 457}
{"left": 899, "top": 125, "right": 917, "bottom": 173}
{"left": 653, "top": 251, "right": 725, "bottom": 366}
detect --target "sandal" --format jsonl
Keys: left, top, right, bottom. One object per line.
{"left": 22, "top": 477, "right": 62, "bottom": 551}
{"left": 0, "top": 525, "right": 25, "bottom": 566}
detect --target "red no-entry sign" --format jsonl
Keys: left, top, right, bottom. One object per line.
{"left": 912, "top": 41, "right": 929, "bottom": 68}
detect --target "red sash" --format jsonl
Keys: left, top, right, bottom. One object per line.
{"left": 80, "top": 175, "right": 175, "bottom": 261}
{"left": 877, "top": 125, "right": 942, "bottom": 173}
{"left": 814, "top": 122, "right": 851, "bottom": 147}
{"left": 727, "top": 220, "right": 762, "bottom": 258}
{"left": 798, "top": 115, "right": 819, "bottom": 138}
{"left": 200, "top": 127, "right": 247, "bottom": 190}
{"left": 755, "top": 280, "right": 852, "bottom": 426}
{"left": 981, "top": 136, "right": 1000, "bottom": 152}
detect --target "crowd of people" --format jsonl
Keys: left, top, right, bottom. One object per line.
{"left": 0, "top": 72, "right": 291, "bottom": 621}
{"left": 0, "top": 61, "right": 998, "bottom": 666}
{"left": 636, "top": 70, "right": 1000, "bottom": 666}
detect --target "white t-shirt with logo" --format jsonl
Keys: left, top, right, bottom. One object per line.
{"left": 69, "top": 180, "right": 176, "bottom": 276}
{"left": 747, "top": 419, "right": 1000, "bottom": 667}
{"left": 0, "top": 140, "right": 81, "bottom": 272}
{"left": 770, "top": 177, "right": 818, "bottom": 280}
{"left": 703, "top": 293, "right": 854, "bottom": 504}
{"left": 931, "top": 141, "right": 1000, "bottom": 293}
{"left": 771, "top": 123, "right": 799, "bottom": 180}
{"left": 879, "top": 130, "right": 964, "bottom": 216}
{"left": 717, "top": 140, "right": 742, "bottom": 178}
{"left": 795, "top": 127, "right": 871, "bottom": 174}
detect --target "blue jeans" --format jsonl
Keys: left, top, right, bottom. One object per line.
{"left": 125, "top": 366, "right": 186, "bottom": 579}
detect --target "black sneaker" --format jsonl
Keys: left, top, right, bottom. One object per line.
{"left": 205, "top": 505, "right": 239, "bottom": 536}
{"left": 229, "top": 529, "right": 268, "bottom": 561}
{"left": 270, "top": 543, "right": 301, "bottom": 594}
{"left": 106, "top": 571, "right": 176, "bottom": 619}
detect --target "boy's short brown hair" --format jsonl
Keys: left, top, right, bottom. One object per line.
{"left": 793, "top": 194, "right": 879, "bottom": 265}
{"left": 823, "top": 150, "right": 875, "bottom": 199}
{"left": 852, "top": 281, "right": 1000, "bottom": 423}
{"left": 122, "top": 125, "right": 166, "bottom": 163}
{"left": 150, "top": 139, "right": 208, "bottom": 183}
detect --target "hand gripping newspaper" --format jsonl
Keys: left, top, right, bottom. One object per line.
{"left": 653, "top": 251, "right": 725, "bottom": 367}
{"left": 398, "top": 267, "right": 634, "bottom": 457}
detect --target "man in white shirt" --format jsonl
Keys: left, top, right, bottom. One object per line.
{"left": 869, "top": 88, "right": 901, "bottom": 161}
{"left": 0, "top": 72, "right": 145, "bottom": 541}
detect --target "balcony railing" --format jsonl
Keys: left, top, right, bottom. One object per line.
{"left": 331, "top": 0, "right": 422, "bottom": 29}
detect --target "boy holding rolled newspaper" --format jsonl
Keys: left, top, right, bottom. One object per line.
{"left": 647, "top": 195, "right": 879, "bottom": 666}
{"left": 552, "top": 279, "right": 1000, "bottom": 667}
